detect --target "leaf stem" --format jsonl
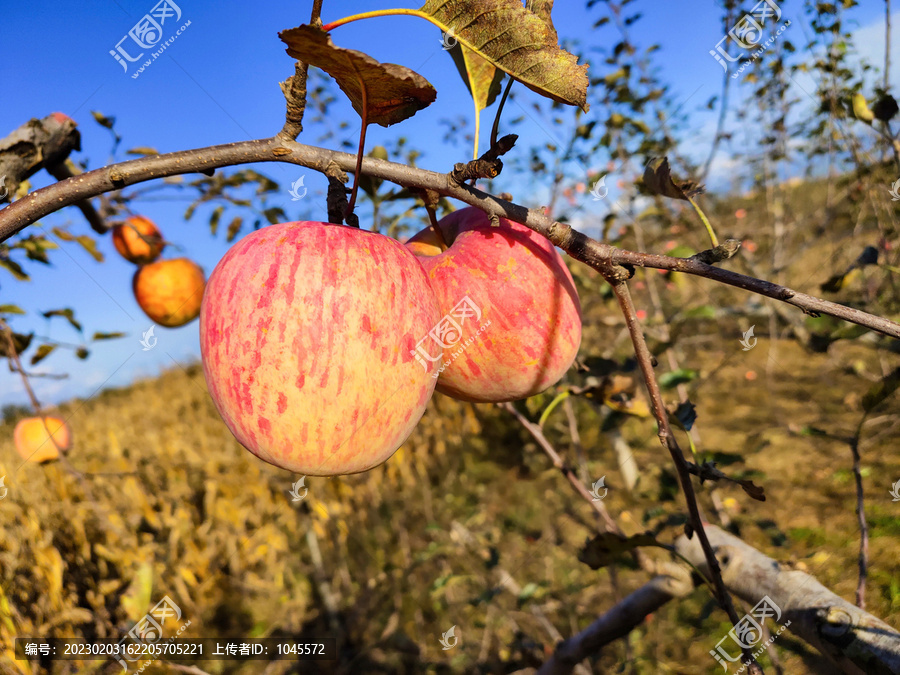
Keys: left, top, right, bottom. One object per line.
{"left": 322, "top": 9, "right": 428, "bottom": 32}
{"left": 687, "top": 196, "right": 718, "bottom": 248}
{"left": 538, "top": 391, "right": 570, "bottom": 428}
{"left": 345, "top": 72, "right": 368, "bottom": 224}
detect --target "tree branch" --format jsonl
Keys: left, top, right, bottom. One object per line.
{"left": 537, "top": 568, "right": 694, "bottom": 675}
{"left": 676, "top": 524, "right": 900, "bottom": 674}
{"left": 1, "top": 136, "right": 899, "bottom": 340}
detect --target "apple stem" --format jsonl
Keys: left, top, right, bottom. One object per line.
{"left": 424, "top": 203, "right": 448, "bottom": 251}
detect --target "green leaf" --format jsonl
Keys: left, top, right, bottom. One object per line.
{"left": 75, "top": 347, "right": 89, "bottom": 359}
{"left": 30, "top": 343, "right": 56, "bottom": 365}
{"left": 682, "top": 305, "right": 717, "bottom": 319}
{"left": 51, "top": 227, "right": 75, "bottom": 241}
{"left": 121, "top": 562, "right": 154, "bottom": 623}
{"left": 642, "top": 157, "right": 704, "bottom": 201}
{"left": 126, "top": 147, "right": 159, "bottom": 156}
{"left": 862, "top": 367, "right": 900, "bottom": 413}
{"left": 0, "top": 332, "right": 33, "bottom": 358}
{"left": 0, "top": 257, "right": 29, "bottom": 281}
{"left": 91, "top": 331, "right": 126, "bottom": 341}
{"left": 667, "top": 245, "right": 696, "bottom": 258}
{"left": 578, "top": 531, "right": 658, "bottom": 570}
{"left": 280, "top": 25, "right": 437, "bottom": 127}
{"left": 517, "top": 582, "right": 539, "bottom": 604}
{"left": 263, "top": 207, "right": 287, "bottom": 225}
{"left": 42, "top": 308, "right": 83, "bottom": 333}
{"left": 659, "top": 368, "right": 698, "bottom": 389}
{"left": 15, "top": 236, "right": 58, "bottom": 264}
{"left": 0, "top": 304, "right": 26, "bottom": 315}
{"left": 75, "top": 235, "right": 104, "bottom": 262}
{"left": 419, "top": 0, "right": 589, "bottom": 111}
{"left": 52, "top": 228, "right": 104, "bottom": 261}
{"left": 90, "top": 110, "right": 116, "bottom": 129}
{"left": 226, "top": 217, "right": 243, "bottom": 243}
{"left": 209, "top": 205, "right": 224, "bottom": 236}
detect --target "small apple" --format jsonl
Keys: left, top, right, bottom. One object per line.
{"left": 112, "top": 215, "right": 165, "bottom": 264}
{"left": 406, "top": 207, "right": 582, "bottom": 402}
{"left": 199, "top": 221, "right": 443, "bottom": 476}
{"left": 133, "top": 258, "right": 206, "bottom": 327}
{"left": 14, "top": 416, "right": 71, "bottom": 464}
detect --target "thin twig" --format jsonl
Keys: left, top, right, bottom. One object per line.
{"left": 498, "top": 401, "right": 655, "bottom": 574}
{"left": 605, "top": 280, "right": 761, "bottom": 674}
{"left": 849, "top": 416, "right": 869, "bottom": 609}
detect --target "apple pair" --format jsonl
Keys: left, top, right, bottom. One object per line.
{"left": 199, "top": 207, "right": 581, "bottom": 476}
{"left": 112, "top": 215, "right": 206, "bottom": 328}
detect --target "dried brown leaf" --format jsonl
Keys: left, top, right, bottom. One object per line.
{"left": 420, "top": 0, "right": 588, "bottom": 111}
{"left": 280, "top": 25, "right": 437, "bottom": 127}
{"left": 643, "top": 157, "right": 704, "bottom": 201}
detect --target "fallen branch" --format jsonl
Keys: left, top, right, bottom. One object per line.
{"left": 537, "top": 567, "right": 694, "bottom": 675}
{"left": 676, "top": 524, "right": 900, "bottom": 674}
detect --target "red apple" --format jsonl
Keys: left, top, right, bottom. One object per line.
{"left": 14, "top": 416, "right": 71, "bottom": 463}
{"left": 406, "top": 207, "right": 582, "bottom": 402}
{"left": 199, "top": 221, "right": 443, "bottom": 476}
{"left": 133, "top": 258, "right": 206, "bottom": 327}
{"left": 112, "top": 215, "right": 165, "bottom": 264}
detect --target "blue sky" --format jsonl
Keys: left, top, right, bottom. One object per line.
{"left": 0, "top": 0, "right": 894, "bottom": 407}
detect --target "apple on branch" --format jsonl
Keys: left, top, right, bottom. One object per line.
{"left": 199, "top": 221, "right": 443, "bottom": 476}
{"left": 406, "top": 207, "right": 582, "bottom": 403}
{"left": 112, "top": 215, "right": 165, "bottom": 265}
{"left": 132, "top": 257, "right": 206, "bottom": 328}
